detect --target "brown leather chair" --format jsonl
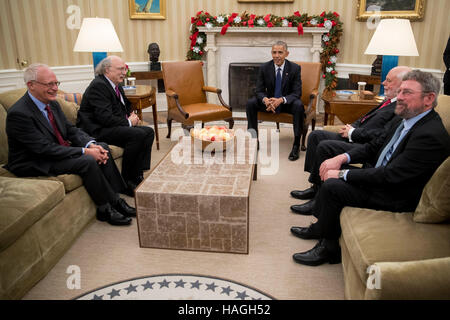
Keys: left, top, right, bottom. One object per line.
{"left": 257, "top": 61, "right": 321, "bottom": 151}
{"left": 162, "top": 61, "right": 234, "bottom": 138}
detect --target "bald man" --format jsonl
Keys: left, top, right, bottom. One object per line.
{"left": 77, "top": 56, "right": 154, "bottom": 195}
{"left": 290, "top": 66, "right": 412, "bottom": 215}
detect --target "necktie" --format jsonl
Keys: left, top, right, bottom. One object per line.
{"left": 274, "top": 67, "right": 282, "bottom": 99}
{"left": 360, "top": 99, "right": 391, "bottom": 123}
{"left": 375, "top": 121, "right": 405, "bottom": 168}
{"left": 45, "top": 105, "right": 70, "bottom": 146}
{"left": 115, "top": 85, "right": 120, "bottom": 98}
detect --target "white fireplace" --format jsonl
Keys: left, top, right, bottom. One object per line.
{"left": 198, "top": 27, "right": 328, "bottom": 115}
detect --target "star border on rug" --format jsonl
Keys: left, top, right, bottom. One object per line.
{"left": 75, "top": 274, "right": 275, "bottom": 300}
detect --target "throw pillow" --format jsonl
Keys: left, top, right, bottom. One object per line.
{"left": 414, "top": 157, "right": 450, "bottom": 223}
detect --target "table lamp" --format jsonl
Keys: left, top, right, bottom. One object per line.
{"left": 73, "top": 18, "right": 124, "bottom": 70}
{"left": 365, "top": 19, "right": 419, "bottom": 95}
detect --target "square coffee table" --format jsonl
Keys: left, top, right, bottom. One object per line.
{"left": 135, "top": 137, "right": 257, "bottom": 254}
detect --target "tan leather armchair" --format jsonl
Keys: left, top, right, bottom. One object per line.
{"left": 162, "top": 61, "right": 234, "bottom": 138}
{"left": 257, "top": 61, "right": 321, "bottom": 151}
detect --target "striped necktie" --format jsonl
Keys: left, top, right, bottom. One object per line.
{"left": 375, "top": 122, "right": 405, "bottom": 168}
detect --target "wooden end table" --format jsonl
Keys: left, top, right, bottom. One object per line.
{"left": 321, "top": 90, "right": 382, "bottom": 125}
{"left": 124, "top": 85, "right": 160, "bottom": 150}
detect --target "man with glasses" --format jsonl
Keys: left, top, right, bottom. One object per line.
{"left": 5, "top": 63, "right": 135, "bottom": 226}
{"left": 290, "top": 70, "right": 450, "bottom": 266}
{"left": 77, "top": 56, "right": 154, "bottom": 195}
{"left": 290, "top": 66, "right": 411, "bottom": 215}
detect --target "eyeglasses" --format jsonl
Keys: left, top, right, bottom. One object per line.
{"left": 397, "top": 89, "right": 422, "bottom": 96}
{"left": 33, "top": 81, "right": 60, "bottom": 88}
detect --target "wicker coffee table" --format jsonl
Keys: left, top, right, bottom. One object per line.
{"left": 135, "top": 137, "right": 257, "bottom": 254}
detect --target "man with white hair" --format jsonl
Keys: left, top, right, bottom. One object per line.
{"left": 291, "top": 70, "right": 450, "bottom": 266}
{"left": 77, "top": 56, "right": 154, "bottom": 195}
{"left": 290, "top": 66, "right": 412, "bottom": 215}
{"left": 5, "top": 63, "right": 134, "bottom": 226}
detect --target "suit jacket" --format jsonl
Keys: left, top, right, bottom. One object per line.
{"left": 350, "top": 100, "right": 399, "bottom": 143}
{"left": 346, "top": 109, "right": 450, "bottom": 211}
{"left": 444, "top": 36, "right": 450, "bottom": 84}
{"left": 5, "top": 93, "right": 94, "bottom": 176}
{"left": 77, "top": 75, "right": 132, "bottom": 137}
{"left": 255, "top": 59, "right": 302, "bottom": 105}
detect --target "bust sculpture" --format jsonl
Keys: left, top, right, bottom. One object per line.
{"left": 148, "top": 43, "right": 161, "bottom": 71}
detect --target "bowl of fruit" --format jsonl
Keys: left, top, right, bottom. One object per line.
{"left": 190, "top": 126, "right": 234, "bottom": 152}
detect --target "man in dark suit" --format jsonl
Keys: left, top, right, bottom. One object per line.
{"left": 5, "top": 63, "right": 135, "bottom": 226}
{"left": 290, "top": 66, "right": 411, "bottom": 215}
{"left": 246, "top": 41, "right": 303, "bottom": 161}
{"left": 444, "top": 36, "right": 450, "bottom": 95}
{"left": 77, "top": 56, "right": 154, "bottom": 193}
{"left": 290, "top": 70, "right": 450, "bottom": 266}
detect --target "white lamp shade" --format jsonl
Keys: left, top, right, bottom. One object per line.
{"left": 365, "top": 19, "right": 419, "bottom": 56}
{"left": 74, "top": 18, "right": 123, "bottom": 52}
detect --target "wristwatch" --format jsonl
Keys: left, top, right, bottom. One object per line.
{"left": 338, "top": 170, "right": 345, "bottom": 180}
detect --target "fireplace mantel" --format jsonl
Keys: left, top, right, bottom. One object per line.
{"left": 197, "top": 27, "right": 328, "bottom": 107}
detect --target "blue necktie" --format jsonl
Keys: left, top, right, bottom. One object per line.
{"left": 274, "top": 67, "right": 282, "bottom": 98}
{"left": 375, "top": 122, "right": 405, "bottom": 168}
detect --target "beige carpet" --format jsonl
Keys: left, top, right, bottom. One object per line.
{"left": 22, "top": 123, "right": 345, "bottom": 300}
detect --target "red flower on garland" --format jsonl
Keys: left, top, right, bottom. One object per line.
{"left": 267, "top": 22, "right": 274, "bottom": 28}
{"left": 264, "top": 14, "right": 271, "bottom": 23}
{"left": 294, "top": 11, "right": 301, "bottom": 17}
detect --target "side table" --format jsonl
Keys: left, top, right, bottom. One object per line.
{"left": 321, "top": 90, "right": 382, "bottom": 125}
{"left": 124, "top": 85, "right": 160, "bottom": 150}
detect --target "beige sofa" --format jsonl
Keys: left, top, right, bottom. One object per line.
{"left": 0, "top": 88, "right": 123, "bottom": 300}
{"left": 338, "top": 95, "right": 450, "bottom": 299}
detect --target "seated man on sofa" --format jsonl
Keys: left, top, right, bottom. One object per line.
{"left": 77, "top": 56, "right": 154, "bottom": 193}
{"left": 290, "top": 70, "right": 450, "bottom": 266}
{"left": 5, "top": 63, "right": 135, "bottom": 226}
{"left": 291, "top": 66, "right": 411, "bottom": 215}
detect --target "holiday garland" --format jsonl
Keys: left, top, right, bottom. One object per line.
{"left": 187, "top": 11, "right": 343, "bottom": 90}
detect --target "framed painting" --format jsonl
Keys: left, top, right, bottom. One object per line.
{"left": 238, "top": 0, "right": 294, "bottom": 2}
{"left": 129, "top": 0, "right": 166, "bottom": 20}
{"left": 357, "top": 0, "right": 426, "bottom": 21}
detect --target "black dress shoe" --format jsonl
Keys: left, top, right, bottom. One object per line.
{"left": 290, "top": 199, "right": 316, "bottom": 215}
{"left": 288, "top": 145, "right": 300, "bottom": 161}
{"left": 113, "top": 198, "right": 136, "bottom": 217}
{"left": 122, "top": 180, "right": 138, "bottom": 197}
{"left": 293, "top": 239, "right": 341, "bottom": 266}
{"left": 135, "top": 174, "right": 144, "bottom": 185}
{"left": 290, "top": 225, "right": 320, "bottom": 240}
{"left": 290, "top": 186, "right": 317, "bottom": 200}
{"left": 96, "top": 206, "right": 132, "bottom": 226}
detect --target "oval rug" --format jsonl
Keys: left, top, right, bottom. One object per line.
{"left": 75, "top": 274, "right": 275, "bottom": 300}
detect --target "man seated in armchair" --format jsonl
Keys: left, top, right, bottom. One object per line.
{"left": 246, "top": 41, "right": 304, "bottom": 161}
